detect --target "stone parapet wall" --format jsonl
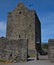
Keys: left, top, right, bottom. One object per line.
{"left": 0, "top": 38, "right": 28, "bottom": 62}
{"left": 48, "top": 39, "right": 54, "bottom": 62}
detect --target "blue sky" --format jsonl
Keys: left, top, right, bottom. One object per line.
{"left": 0, "top": 0, "right": 54, "bottom": 43}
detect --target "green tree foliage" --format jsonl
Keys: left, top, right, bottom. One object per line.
{"left": 42, "top": 44, "right": 48, "bottom": 49}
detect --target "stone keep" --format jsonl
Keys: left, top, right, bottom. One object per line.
{"left": 6, "top": 3, "right": 41, "bottom": 54}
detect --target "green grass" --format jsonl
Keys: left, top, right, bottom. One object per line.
{"left": 0, "top": 59, "right": 13, "bottom": 63}
{"left": 0, "top": 59, "right": 6, "bottom": 62}
{"left": 29, "top": 54, "right": 35, "bottom": 57}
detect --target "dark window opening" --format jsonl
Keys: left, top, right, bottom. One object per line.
{"left": 10, "top": 54, "right": 12, "bottom": 57}
{"left": 29, "top": 24, "right": 31, "bottom": 27}
{"left": 19, "top": 11, "right": 21, "bottom": 14}
{"left": 19, "top": 35, "right": 21, "bottom": 38}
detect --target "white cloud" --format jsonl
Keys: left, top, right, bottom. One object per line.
{"left": 0, "top": 21, "right": 6, "bottom": 37}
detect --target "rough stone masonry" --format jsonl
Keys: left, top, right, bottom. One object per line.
{"left": 0, "top": 2, "right": 41, "bottom": 62}
{"left": 48, "top": 39, "right": 54, "bottom": 62}
{"left": 6, "top": 2, "right": 41, "bottom": 56}
{"left": 0, "top": 37, "right": 28, "bottom": 62}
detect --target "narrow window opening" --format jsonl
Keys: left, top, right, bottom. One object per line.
{"left": 19, "top": 11, "right": 21, "bottom": 14}
{"left": 10, "top": 54, "right": 12, "bottom": 57}
{"left": 19, "top": 35, "right": 21, "bottom": 38}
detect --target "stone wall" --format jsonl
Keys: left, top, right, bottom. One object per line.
{"left": 48, "top": 39, "right": 54, "bottom": 62}
{"left": 0, "top": 38, "right": 28, "bottom": 62}
{"left": 6, "top": 39, "right": 28, "bottom": 62}
{"left": 0, "top": 37, "right": 7, "bottom": 60}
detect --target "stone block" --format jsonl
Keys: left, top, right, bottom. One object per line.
{"left": 6, "top": 39, "right": 28, "bottom": 62}
{"left": 48, "top": 39, "right": 54, "bottom": 62}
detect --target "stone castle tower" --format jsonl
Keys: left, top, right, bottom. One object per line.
{"left": 6, "top": 3, "right": 41, "bottom": 53}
